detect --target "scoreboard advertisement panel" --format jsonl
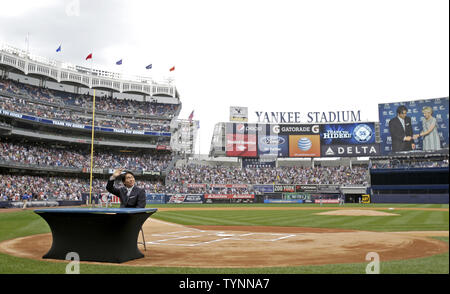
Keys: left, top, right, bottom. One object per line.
{"left": 225, "top": 122, "right": 380, "bottom": 158}
{"left": 320, "top": 123, "right": 375, "bottom": 145}
{"left": 288, "top": 134, "right": 321, "bottom": 157}
{"left": 226, "top": 133, "right": 257, "bottom": 157}
{"left": 225, "top": 123, "right": 259, "bottom": 157}
{"left": 257, "top": 124, "right": 289, "bottom": 157}
{"left": 258, "top": 134, "right": 289, "bottom": 157}
{"left": 319, "top": 123, "right": 380, "bottom": 157}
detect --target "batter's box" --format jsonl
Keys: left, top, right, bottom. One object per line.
{"left": 236, "top": 232, "right": 296, "bottom": 242}
{"left": 148, "top": 233, "right": 233, "bottom": 247}
{"left": 151, "top": 230, "right": 203, "bottom": 237}
{"left": 147, "top": 231, "right": 296, "bottom": 246}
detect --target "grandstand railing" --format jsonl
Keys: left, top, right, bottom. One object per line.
{"left": 4, "top": 126, "right": 165, "bottom": 148}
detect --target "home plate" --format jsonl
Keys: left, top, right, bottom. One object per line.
{"left": 216, "top": 233, "right": 235, "bottom": 237}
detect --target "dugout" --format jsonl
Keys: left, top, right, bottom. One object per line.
{"left": 340, "top": 186, "right": 369, "bottom": 203}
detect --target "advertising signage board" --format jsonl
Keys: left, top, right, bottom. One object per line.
{"left": 225, "top": 122, "right": 380, "bottom": 158}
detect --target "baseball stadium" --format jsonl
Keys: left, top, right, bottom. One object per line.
{"left": 0, "top": 42, "right": 448, "bottom": 278}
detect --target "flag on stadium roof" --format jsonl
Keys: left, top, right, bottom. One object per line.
{"left": 86, "top": 53, "right": 93, "bottom": 60}
{"left": 56, "top": 45, "right": 61, "bottom": 52}
{"left": 116, "top": 59, "right": 122, "bottom": 65}
{"left": 169, "top": 66, "right": 175, "bottom": 72}
{"left": 145, "top": 64, "right": 152, "bottom": 69}
{"left": 188, "top": 110, "right": 194, "bottom": 122}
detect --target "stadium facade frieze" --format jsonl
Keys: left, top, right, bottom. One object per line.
{"left": 0, "top": 46, "right": 178, "bottom": 98}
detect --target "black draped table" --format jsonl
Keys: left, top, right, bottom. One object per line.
{"left": 34, "top": 207, "right": 157, "bottom": 263}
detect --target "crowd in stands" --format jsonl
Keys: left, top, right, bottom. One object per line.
{"left": 165, "top": 164, "right": 370, "bottom": 194}
{"left": 0, "top": 78, "right": 179, "bottom": 118}
{"left": 0, "top": 139, "right": 172, "bottom": 171}
{"left": 0, "top": 95, "right": 171, "bottom": 132}
{"left": 0, "top": 162, "right": 370, "bottom": 202}
{"left": 0, "top": 174, "right": 164, "bottom": 201}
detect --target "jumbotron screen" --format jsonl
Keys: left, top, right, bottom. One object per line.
{"left": 378, "top": 97, "right": 449, "bottom": 154}
{"left": 225, "top": 122, "right": 380, "bottom": 158}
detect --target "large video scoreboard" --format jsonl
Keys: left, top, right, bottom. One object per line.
{"left": 225, "top": 122, "right": 380, "bottom": 158}
{"left": 378, "top": 97, "right": 449, "bottom": 154}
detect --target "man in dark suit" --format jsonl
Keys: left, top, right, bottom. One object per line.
{"left": 388, "top": 105, "right": 415, "bottom": 152}
{"left": 106, "top": 168, "right": 146, "bottom": 208}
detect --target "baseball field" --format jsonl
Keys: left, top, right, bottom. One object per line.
{"left": 0, "top": 203, "right": 448, "bottom": 274}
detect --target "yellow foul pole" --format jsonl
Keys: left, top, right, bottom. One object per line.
{"left": 89, "top": 89, "right": 96, "bottom": 206}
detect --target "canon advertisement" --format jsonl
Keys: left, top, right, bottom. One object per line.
{"left": 225, "top": 123, "right": 259, "bottom": 157}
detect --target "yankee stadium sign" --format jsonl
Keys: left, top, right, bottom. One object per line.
{"left": 255, "top": 110, "right": 361, "bottom": 124}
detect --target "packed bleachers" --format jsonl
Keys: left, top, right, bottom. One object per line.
{"left": 0, "top": 95, "right": 171, "bottom": 132}
{"left": 0, "top": 78, "right": 179, "bottom": 118}
{"left": 167, "top": 164, "right": 369, "bottom": 186}
{"left": 0, "top": 77, "right": 182, "bottom": 135}
{"left": 163, "top": 164, "right": 369, "bottom": 194}
{"left": 1, "top": 145, "right": 370, "bottom": 199}
{"left": 0, "top": 138, "right": 172, "bottom": 171}
{"left": 0, "top": 76, "right": 178, "bottom": 204}
{"left": 0, "top": 174, "right": 165, "bottom": 201}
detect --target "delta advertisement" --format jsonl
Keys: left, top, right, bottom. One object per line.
{"left": 378, "top": 97, "right": 449, "bottom": 154}
{"left": 225, "top": 122, "right": 380, "bottom": 158}
{"left": 319, "top": 123, "right": 380, "bottom": 157}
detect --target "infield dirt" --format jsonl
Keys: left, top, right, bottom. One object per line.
{"left": 0, "top": 216, "right": 447, "bottom": 268}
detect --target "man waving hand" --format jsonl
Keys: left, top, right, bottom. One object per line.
{"left": 106, "top": 168, "right": 146, "bottom": 208}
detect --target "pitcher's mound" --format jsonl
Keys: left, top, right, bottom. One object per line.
{"left": 316, "top": 209, "right": 400, "bottom": 216}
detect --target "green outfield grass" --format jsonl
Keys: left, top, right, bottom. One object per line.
{"left": 0, "top": 203, "right": 448, "bottom": 274}
{"left": 150, "top": 204, "right": 449, "bottom": 232}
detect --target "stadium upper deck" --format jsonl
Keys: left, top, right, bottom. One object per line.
{"left": 0, "top": 43, "right": 186, "bottom": 152}
{"left": 0, "top": 43, "right": 179, "bottom": 98}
